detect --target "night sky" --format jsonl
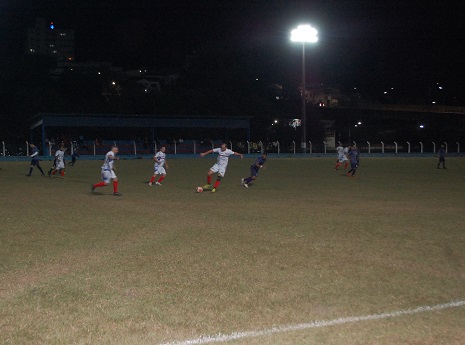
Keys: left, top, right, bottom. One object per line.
{"left": 2, "top": 0, "right": 465, "bottom": 97}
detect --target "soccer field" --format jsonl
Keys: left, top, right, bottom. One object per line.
{"left": 1, "top": 157, "right": 465, "bottom": 345}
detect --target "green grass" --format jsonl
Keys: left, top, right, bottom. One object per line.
{"left": 1, "top": 156, "right": 465, "bottom": 344}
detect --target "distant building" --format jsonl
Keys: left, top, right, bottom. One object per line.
{"left": 304, "top": 84, "right": 342, "bottom": 107}
{"left": 26, "top": 18, "right": 75, "bottom": 62}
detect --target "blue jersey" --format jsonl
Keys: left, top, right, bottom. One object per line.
{"left": 251, "top": 156, "right": 267, "bottom": 170}
{"left": 348, "top": 148, "right": 359, "bottom": 164}
{"left": 438, "top": 148, "right": 446, "bottom": 158}
{"left": 30, "top": 147, "right": 39, "bottom": 161}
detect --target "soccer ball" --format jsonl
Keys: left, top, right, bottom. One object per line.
{"left": 196, "top": 186, "right": 203, "bottom": 193}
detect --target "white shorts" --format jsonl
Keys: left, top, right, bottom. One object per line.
{"left": 338, "top": 155, "right": 348, "bottom": 163}
{"left": 101, "top": 169, "right": 117, "bottom": 183}
{"left": 154, "top": 165, "right": 166, "bottom": 175}
{"left": 210, "top": 163, "right": 227, "bottom": 177}
{"left": 55, "top": 162, "right": 65, "bottom": 169}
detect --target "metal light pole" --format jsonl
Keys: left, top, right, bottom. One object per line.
{"left": 291, "top": 24, "right": 318, "bottom": 152}
{"left": 301, "top": 43, "right": 306, "bottom": 151}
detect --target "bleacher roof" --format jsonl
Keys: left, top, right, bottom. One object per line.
{"left": 31, "top": 113, "right": 251, "bottom": 130}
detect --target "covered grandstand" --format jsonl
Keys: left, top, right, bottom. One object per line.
{"left": 30, "top": 113, "right": 251, "bottom": 156}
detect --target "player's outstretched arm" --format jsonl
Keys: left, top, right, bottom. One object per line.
{"left": 234, "top": 152, "right": 243, "bottom": 159}
{"left": 200, "top": 150, "right": 213, "bottom": 157}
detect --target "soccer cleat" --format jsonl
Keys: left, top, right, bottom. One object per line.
{"left": 155, "top": 182, "right": 161, "bottom": 186}
{"left": 113, "top": 192, "right": 122, "bottom": 196}
{"left": 211, "top": 188, "right": 216, "bottom": 193}
{"left": 148, "top": 182, "right": 152, "bottom": 186}
{"left": 202, "top": 184, "right": 211, "bottom": 189}
{"left": 244, "top": 183, "right": 249, "bottom": 188}
{"left": 241, "top": 178, "right": 244, "bottom": 186}
{"left": 91, "top": 184, "right": 95, "bottom": 193}
{"left": 41, "top": 173, "right": 45, "bottom": 176}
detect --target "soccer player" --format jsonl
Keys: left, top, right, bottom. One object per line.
{"left": 437, "top": 145, "right": 446, "bottom": 169}
{"left": 49, "top": 146, "right": 66, "bottom": 178}
{"left": 241, "top": 152, "right": 267, "bottom": 188}
{"left": 200, "top": 143, "right": 243, "bottom": 193}
{"left": 27, "top": 143, "right": 45, "bottom": 176}
{"left": 69, "top": 149, "right": 79, "bottom": 166}
{"left": 334, "top": 143, "right": 349, "bottom": 170}
{"left": 91, "top": 145, "right": 122, "bottom": 196}
{"left": 347, "top": 145, "right": 360, "bottom": 177}
{"left": 149, "top": 146, "right": 168, "bottom": 186}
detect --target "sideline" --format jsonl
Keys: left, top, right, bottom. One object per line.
{"left": 161, "top": 300, "right": 465, "bottom": 345}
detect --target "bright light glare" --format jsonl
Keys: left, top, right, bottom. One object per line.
{"left": 274, "top": 120, "right": 278, "bottom": 123}
{"left": 357, "top": 121, "right": 362, "bottom": 125}
{"left": 419, "top": 124, "right": 425, "bottom": 128}
{"left": 291, "top": 25, "right": 318, "bottom": 43}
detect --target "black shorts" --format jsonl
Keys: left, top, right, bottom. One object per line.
{"left": 250, "top": 167, "right": 259, "bottom": 177}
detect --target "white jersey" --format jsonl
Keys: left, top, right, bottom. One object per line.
{"left": 154, "top": 151, "right": 166, "bottom": 167}
{"left": 55, "top": 149, "right": 65, "bottom": 168}
{"left": 102, "top": 151, "right": 115, "bottom": 171}
{"left": 336, "top": 145, "right": 349, "bottom": 162}
{"left": 213, "top": 148, "right": 235, "bottom": 167}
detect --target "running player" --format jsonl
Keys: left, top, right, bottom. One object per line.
{"left": 347, "top": 145, "right": 360, "bottom": 177}
{"left": 149, "top": 146, "right": 168, "bottom": 186}
{"left": 241, "top": 152, "right": 267, "bottom": 188}
{"left": 91, "top": 146, "right": 122, "bottom": 196}
{"left": 200, "top": 143, "right": 243, "bottom": 193}
{"left": 26, "top": 143, "right": 45, "bottom": 176}
{"left": 49, "top": 146, "right": 66, "bottom": 178}
{"left": 334, "top": 143, "right": 349, "bottom": 170}
{"left": 69, "top": 149, "right": 79, "bottom": 166}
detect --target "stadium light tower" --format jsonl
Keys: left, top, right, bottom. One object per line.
{"left": 291, "top": 24, "right": 318, "bottom": 151}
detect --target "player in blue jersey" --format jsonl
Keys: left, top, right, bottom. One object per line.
{"left": 437, "top": 145, "right": 446, "bottom": 169}
{"left": 69, "top": 149, "right": 80, "bottom": 166}
{"left": 241, "top": 152, "right": 267, "bottom": 188}
{"left": 347, "top": 145, "right": 359, "bottom": 177}
{"left": 26, "top": 143, "right": 45, "bottom": 176}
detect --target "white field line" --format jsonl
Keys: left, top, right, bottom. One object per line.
{"left": 160, "top": 300, "right": 465, "bottom": 345}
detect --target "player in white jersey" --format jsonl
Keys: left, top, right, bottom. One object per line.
{"left": 91, "top": 146, "right": 122, "bottom": 196}
{"left": 200, "top": 143, "right": 243, "bottom": 193}
{"left": 49, "top": 146, "right": 66, "bottom": 178}
{"left": 149, "top": 146, "right": 168, "bottom": 186}
{"left": 334, "top": 144, "right": 349, "bottom": 170}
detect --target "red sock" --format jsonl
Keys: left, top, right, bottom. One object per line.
{"left": 113, "top": 181, "right": 118, "bottom": 193}
{"left": 214, "top": 180, "right": 221, "bottom": 188}
{"left": 344, "top": 162, "right": 349, "bottom": 169}
{"left": 51, "top": 170, "right": 57, "bottom": 175}
{"left": 93, "top": 181, "right": 106, "bottom": 188}
{"left": 207, "top": 175, "right": 212, "bottom": 184}
{"left": 335, "top": 163, "right": 341, "bottom": 169}
{"left": 149, "top": 175, "right": 156, "bottom": 183}
{"left": 60, "top": 170, "right": 65, "bottom": 177}
{"left": 157, "top": 175, "right": 165, "bottom": 183}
